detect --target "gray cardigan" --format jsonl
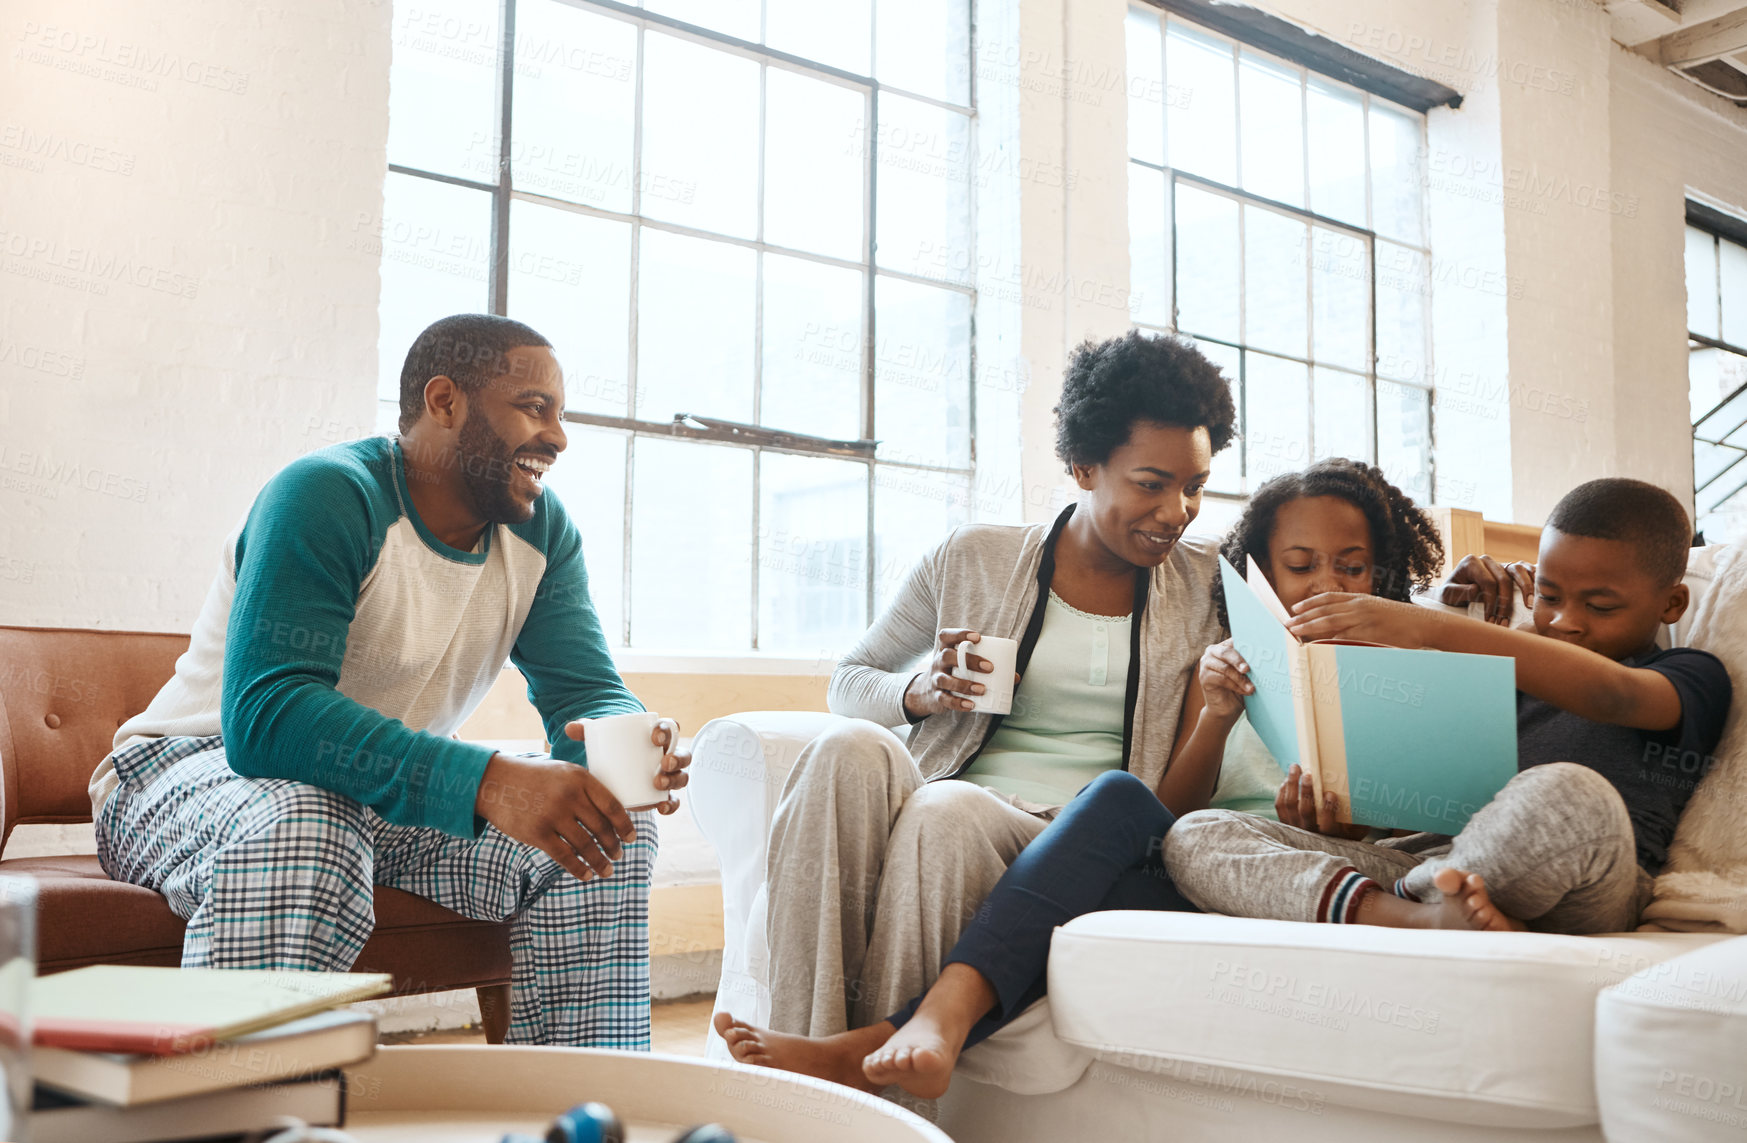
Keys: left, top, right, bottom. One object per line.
{"left": 829, "top": 513, "right": 1225, "bottom": 791}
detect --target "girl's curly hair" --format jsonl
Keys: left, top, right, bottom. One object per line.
{"left": 1214, "top": 459, "right": 1445, "bottom": 628}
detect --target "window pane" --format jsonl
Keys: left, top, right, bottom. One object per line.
{"left": 1175, "top": 184, "right": 1239, "bottom": 342}
{"left": 642, "top": 0, "right": 758, "bottom": 42}
{"left": 1313, "top": 367, "right": 1370, "bottom": 463}
{"left": 1695, "top": 353, "right": 1747, "bottom": 438}
{"left": 1699, "top": 494, "right": 1747, "bottom": 546}
{"left": 1244, "top": 353, "right": 1310, "bottom": 485}
{"left": 507, "top": 201, "right": 632, "bottom": 417}
{"left": 874, "top": 276, "right": 971, "bottom": 468}
{"left": 1129, "top": 164, "right": 1171, "bottom": 329}
{"left": 636, "top": 229, "right": 755, "bottom": 421}
{"left": 641, "top": 33, "right": 758, "bottom": 238}
{"left": 1685, "top": 226, "right": 1719, "bottom": 339}
{"left": 542, "top": 427, "right": 627, "bottom": 646}
{"left": 1191, "top": 338, "right": 1243, "bottom": 494}
{"left": 1126, "top": 6, "right": 1165, "bottom": 166}
{"left": 875, "top": 0, "right": 971, "bottom": 104}
{"left": 1306, "top": 79, "right": 1366, "bottom": 226}
{"left": 630, "top": 439, "right": 752, "bottom": 650}
{"left": 1165, "top": 21, "right": 1236, "bottom": 185}
{"left": 761, "top": 255, "right": 863, "bottom": 441}
{"left": 1698, "top": 465, "right": 1747, "bottom": 518}
{"left": 768, "top": 0, "right": 870, "bottom": 74}
{"left": 874, "top": 96, "right": 973, "bottom": 285}
{"left": 874, "top": 465, "right": 969, "bottom": 612}
{"left": 510, "top": 1, "right": 636, "bottom": 211}
{"left": 1312, "top": 226, "right": 1368, "bottom": 372}
{"left": 759, "top": 454, "right": 869, "bottom": 655}
{"left": 388, "top": 0, "right": 500, "bottom": 180}
{"left": 1377, "top": 379, "right": 1431, "bottom": 503}
{"left": 1186, "top": 495, "right": 1243, "bottom": 541}
{"left": 1369, "top": 103, "right": 1424, "bottom": 246}
{"left": 1243, "top": 206, "right": 1309, "bottom": 359}
{"left": 764, "top": 70, "right": 865, "bottom": 261}
{"left": 376, "top": 173, "right": 493, "bottom": 402}
{"left": 1375, "top": 241, "right": 1428, "bottom": 383}
{"left": 1238, "top": 52, "right": 1304, "bottom": 207}
{"left": 1721, "top": 238, "right": 1747, "bottom": 348}
{"left": 1695, "top": 439, "right": 1745, "bottom": 491}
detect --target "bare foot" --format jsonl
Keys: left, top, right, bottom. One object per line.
{"left": 862, "top": 1011, "right": 961, "bottom": 1100}
{"left": 1354, "top": 868, "right": 1526, "bottom": 931}
{"left": 1429, "top": 867, "right": 1526, "bottom": 932}
{"left": 712, "top": 1011, "right": 892, "bottom": 1093}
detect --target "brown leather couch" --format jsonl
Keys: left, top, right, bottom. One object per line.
{"left": 0, "top": 626, "right": 514, "bottom": 1042}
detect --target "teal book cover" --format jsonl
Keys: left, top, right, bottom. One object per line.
{"left": 1220, "top": 555, "right": 1520, "bottom": 833}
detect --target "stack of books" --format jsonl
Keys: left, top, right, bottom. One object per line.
{"left": 29, "top": 966, "right": 391, "bottom": 1143}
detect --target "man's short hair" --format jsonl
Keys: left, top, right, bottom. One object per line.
{"left": 1544, "top": 477, "right": 1692, "bottom": 586}
{"left": 398, "top": 314, "right": 552, "bottom": 432}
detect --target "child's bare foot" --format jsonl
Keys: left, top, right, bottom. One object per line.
{"left": 1354, "top": 868, "right": 1525, "bottom": 931}
{"left": 1430, "top": 867, "right": 1526, "bottom": 932}
{"left": 711, "top": 1011, "right": 892, "bottom": 1093}
{"left": 862, "top": 1012, "right": 961, "bottom": 1100}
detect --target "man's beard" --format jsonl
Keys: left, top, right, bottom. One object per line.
{"left": 456, "top": 412, "right": 534, "bottom": 525}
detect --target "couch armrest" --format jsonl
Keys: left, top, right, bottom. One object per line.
{"left": 1595, "top": 932, "right": 1747, "bottom": 1141}
{"left": 689, "top": 711, "right": 841, "bottom": 975}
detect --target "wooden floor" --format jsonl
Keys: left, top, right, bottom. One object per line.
{"left": 385, "top": 996, "right": 717, "bottom": 1057}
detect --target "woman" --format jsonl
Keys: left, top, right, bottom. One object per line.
{"left": 760, "top": 330, "right": 1241, "bottom": 1047}
{"left": 725, "top": 459, "right": 1446, "bottom": 1099}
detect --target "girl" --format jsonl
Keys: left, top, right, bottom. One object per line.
{"left": 719, "top": 458, "right": 1445, "bottom": 1099}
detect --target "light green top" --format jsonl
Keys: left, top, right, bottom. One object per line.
{"left": 959, "top": 589, "right": 1285, "bottom": 816}
{"left": 962, "top": 592, "right": 1132, "bottom": 806}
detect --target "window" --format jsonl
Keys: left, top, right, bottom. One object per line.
{"left": 380, "top": 0, "right": 977, "bottom": 655}
{"left": 1125, "top": 4, "right": 1433, "bottom": 534}
{"left": 1685, "top": 219, "right": 1747, "bottom": 544}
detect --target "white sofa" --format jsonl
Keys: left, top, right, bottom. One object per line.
{"left": 689, "top": 547, "right": 1747, "bottom": 1141}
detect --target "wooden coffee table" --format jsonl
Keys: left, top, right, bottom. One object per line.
{"left": 344, "top": 1045, "right": 952, "bottom": 1142}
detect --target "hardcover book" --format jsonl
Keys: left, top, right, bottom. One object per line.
{"left": 1220, "top": 554, "right": 1519, "bottom": 833}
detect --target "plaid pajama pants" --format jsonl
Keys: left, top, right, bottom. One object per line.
{"left": 94, "top": 735, "right": 658, "bottom": 1048}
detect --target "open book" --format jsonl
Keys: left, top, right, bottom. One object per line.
{"left": 1220, "top": 555, "right": 1519, "bottom": 833}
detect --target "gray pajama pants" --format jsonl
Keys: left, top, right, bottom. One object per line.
{"left": 1164, "top": 762, "right": 1654, "bottom": 933}
{"left": 764, "top": 720, "right": 1054, "bottom": 1037}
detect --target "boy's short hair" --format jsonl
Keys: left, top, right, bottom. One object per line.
{"left": 1053, "top": 331, "right": 1237, "bottom": 468}
{"left": 1544, "top": 478, "right": 1691, "bottom": 586}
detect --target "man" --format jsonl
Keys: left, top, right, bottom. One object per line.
{"left": 92, "top": 313, "right": 688, "bottom": 1047}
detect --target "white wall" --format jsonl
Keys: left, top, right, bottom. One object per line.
{"left": 0, "top": 0, "right": 388, "bottom": 629}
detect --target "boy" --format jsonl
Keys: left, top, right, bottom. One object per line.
{"left": 1164, "top": 478, "right": 1729, "bottom": 933}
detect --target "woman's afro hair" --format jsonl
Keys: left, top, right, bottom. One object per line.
{"left": 1054, "top": 331, "right": 1237, "bottom": 469}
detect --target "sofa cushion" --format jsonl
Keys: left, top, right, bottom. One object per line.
{"left": 1644, "top": 542, "right": 1747, "bottom": 934}
{"left": 1595, "top": 933, "right": 1747, "bottom": 1141}
{"left": 1047, "top": 912, "right": 1721, "bottom": 1128}
{"left": 7, "top": 855, "right": 513, "bottom": 990}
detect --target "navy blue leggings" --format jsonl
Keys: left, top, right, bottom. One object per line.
{"left": 883, "top": 769, "right": 1197, "bottom": 1048}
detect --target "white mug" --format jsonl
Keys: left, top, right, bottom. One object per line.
{"left": 951, "top": 634, "right": 1018, "bottom": 715}
{"left": 583, "top": 712, "right": 680, "bottom": 811}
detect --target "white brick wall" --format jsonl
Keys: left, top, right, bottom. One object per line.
{"left": 0, "top": 0, "right": 389, "bottom": 629}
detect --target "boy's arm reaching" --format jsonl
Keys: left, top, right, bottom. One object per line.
{"left": 1287, "top": 593, "right": 1684, "bottom": 732}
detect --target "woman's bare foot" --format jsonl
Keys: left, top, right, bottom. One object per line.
{"left": 1354, "top": 867, "right": 1524, "bottom": 931}
{"left": 860, "top": 962, "right": 1000, "bottom": 1100}
{"left": 711, "top": 1011, "right": 892, "bottom": 1093}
